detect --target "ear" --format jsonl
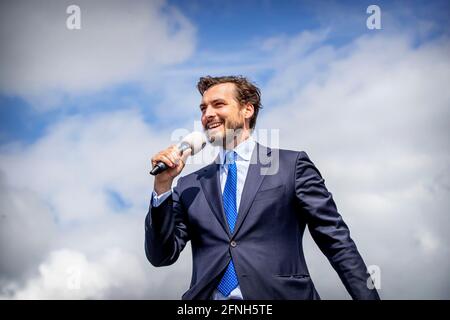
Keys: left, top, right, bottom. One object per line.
{"left": 242, "top": 102, "right": 254, "bottom": 121}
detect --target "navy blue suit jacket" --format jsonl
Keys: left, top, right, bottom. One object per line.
{"left": 145, "top": 143, "right": 380, "bottom": 300}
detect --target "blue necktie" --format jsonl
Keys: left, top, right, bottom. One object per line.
{"left": 217, "top": 151, "right": 239, "bottom": 296}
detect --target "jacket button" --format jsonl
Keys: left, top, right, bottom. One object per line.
{"left": 230, "top": 241, "right": 237, "bottom": 248}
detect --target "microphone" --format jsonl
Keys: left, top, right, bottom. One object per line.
{"left": 150, "top": 131, "right": 207, "bottom": 176}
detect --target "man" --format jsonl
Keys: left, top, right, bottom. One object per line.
{"left": 145, "top": 76, "right": 380, "bottom": 300}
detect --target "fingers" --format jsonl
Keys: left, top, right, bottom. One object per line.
{"left": 151, "top": 145, "right": 182, "bottom": 169}
{"left": 179, "top": 148, "right": 191, "bottom": 165}
{"left": 170, "top": 148, "right": 182, "bottom": 166}
{"left": 159, "top": 154, "right": 176, "bottom": 168}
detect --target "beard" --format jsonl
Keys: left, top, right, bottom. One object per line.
{"left": 205, "top": 117, "right": 245, "bottom": 147}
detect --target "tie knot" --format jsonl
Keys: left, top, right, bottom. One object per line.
{"left": 224, "top": 151, "right": 237, "bottom": 166}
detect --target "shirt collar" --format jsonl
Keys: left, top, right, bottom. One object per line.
{"left": 218, "top": 136, "right": 256, "bottom": 165}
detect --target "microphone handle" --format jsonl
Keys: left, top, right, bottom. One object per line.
{"left": 149, "top": 142, "right": 191, "bottom": 176}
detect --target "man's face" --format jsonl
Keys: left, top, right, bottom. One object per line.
{"left": 200, "top": 82, "right": 247, "bottom": 145}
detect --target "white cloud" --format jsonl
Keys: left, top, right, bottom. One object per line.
{"left": 2, "top": 248, "right": 147, "bottom": 299}
{"left": 0, "top": 109, "right": 196, "bottom": 299}
{"left": 0, "top": 109, "right": 169, "bottom": 223}
{"left": 0, "top": 182, "right": 56, "bottom": 284}
{"left": 0, "top": 0, "right": 195, "bottom": 108}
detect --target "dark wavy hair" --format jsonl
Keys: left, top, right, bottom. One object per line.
{"left": 197, "top": 75, "right": 262, "bottom": 129}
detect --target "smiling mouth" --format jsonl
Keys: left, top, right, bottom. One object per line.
{"left": 207, "top": 122, "right": 223, "bottom": 129}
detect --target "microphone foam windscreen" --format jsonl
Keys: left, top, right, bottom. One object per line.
{"left": 182, "top": 131, "right": 207, "bottom": 155}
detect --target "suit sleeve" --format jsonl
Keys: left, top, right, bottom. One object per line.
{"left": 295, "top": 151, "right": 380, "bottom": 300}
{"left": 144, "top": 177, "right": 190, "bottom": 267}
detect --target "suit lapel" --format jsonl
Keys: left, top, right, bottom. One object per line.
{"left": 199, "top": 143, "right": 272, "bottom": 239}
{"left": 199, "top": 162, "right": 231, "bottom": 238}
{"left": 232, "top": 143, "right": 271, "bottom": 239}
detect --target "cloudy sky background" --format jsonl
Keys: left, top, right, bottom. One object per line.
{"left": 0, "top": 0, "right": 449, "bottom": 299}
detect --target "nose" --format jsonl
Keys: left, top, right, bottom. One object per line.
{"left": 203, "top": 105, "right": 216, "bottom": 119}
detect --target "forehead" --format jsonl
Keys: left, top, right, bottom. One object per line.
{"left": 201, "top": 82, "right": 237, "bottom": 104}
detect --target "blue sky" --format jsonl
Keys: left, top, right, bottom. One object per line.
{"left": 0, "top": 0, "right": 449, "bottom": 299}
{"left": 1, "top": 0, "right": 448, "bottom": 145}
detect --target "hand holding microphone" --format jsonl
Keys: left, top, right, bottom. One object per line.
{"left": 150, "top": 132, "right": 206, "bottom": 194}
